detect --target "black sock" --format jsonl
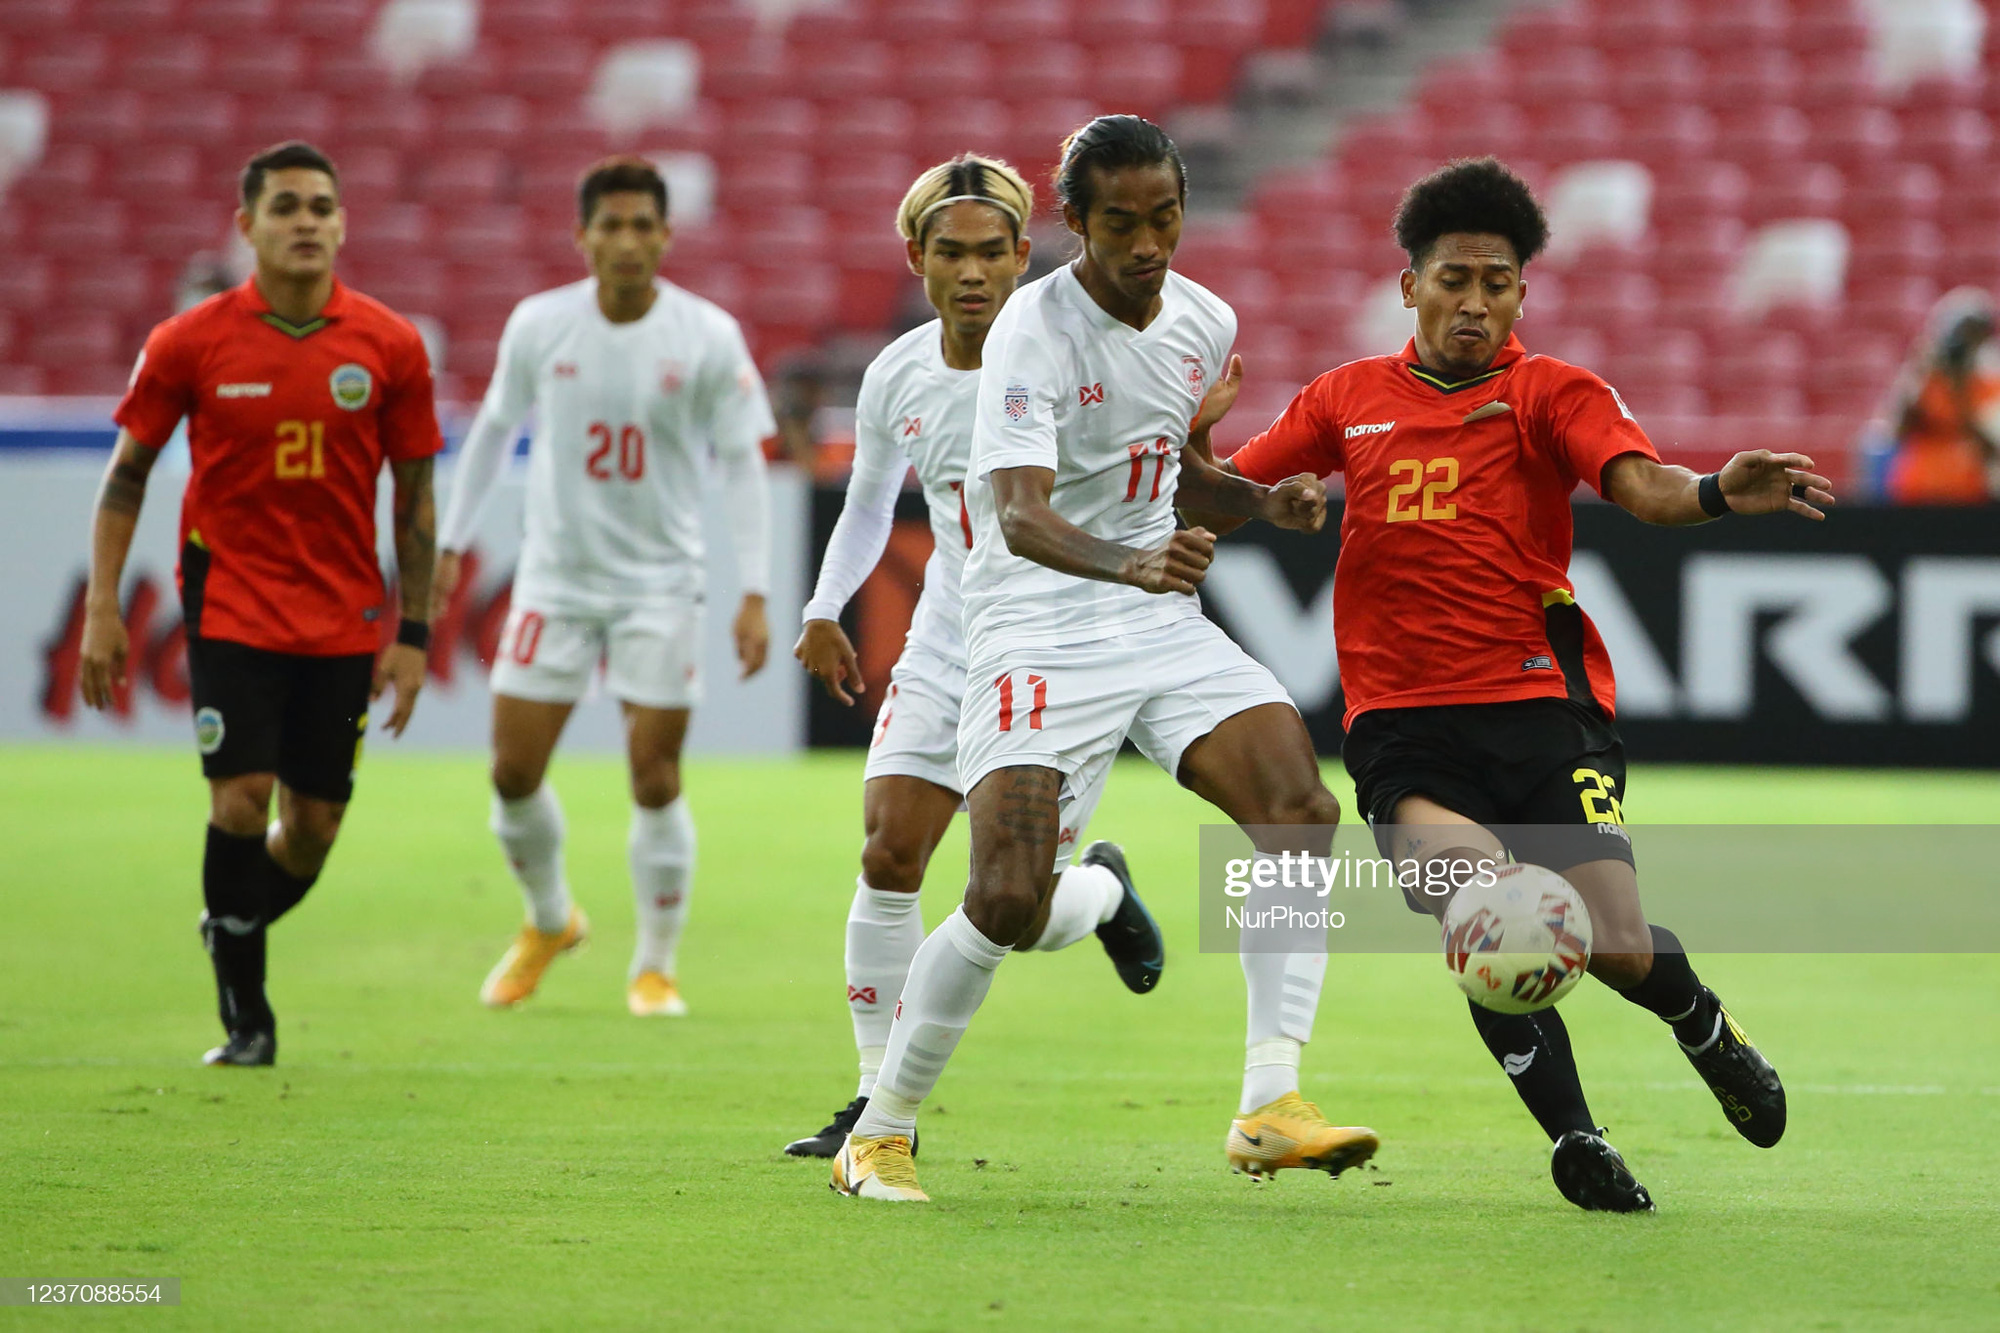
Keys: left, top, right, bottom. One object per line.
{"left": 1614, "top": 924, "right": 1718, "bottom": 1048}
{"left": 1467, "top": 1000, "right": 1596, "bottom": 1142}
{"left": 261, "top": 850, "right": 319, "bottom": 925}
{"left": 202, "top": 827, "right": 273, "bottom": 1034}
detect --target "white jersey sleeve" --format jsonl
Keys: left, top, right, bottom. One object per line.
{"left": 700, "top": 312, "right": 776, "bottom": 597}
{"left": 972, "top": 318, "right": 1066, "bottom": 477}
{"left": 438, "top": 300, "right": 538, "bottom": 553}
{"left": 802, "top": 359, "right": 908, "bottom": 624}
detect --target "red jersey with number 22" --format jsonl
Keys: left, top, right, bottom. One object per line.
{"left": 1228, "top": 335, "right": 1656, "bottom": 728}
{"left": 115, "top": 278, "right": 443, "bottom": 656}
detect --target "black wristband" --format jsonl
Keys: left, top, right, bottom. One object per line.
{"left": 1697, "top": 472, "right": 1731, "bottom": 518}
{"left": 396, "top": 617, "right": 430, "bottom": 651}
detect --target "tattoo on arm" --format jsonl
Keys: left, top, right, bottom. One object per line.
{"left": 96, "top": 439, "right": 161, "bottom": 516}
{"left": 391, "top": 457, "right": 437, "bottom": 622}
{"left": 1174, "top": 449, "right": 1268, "bottom": 517}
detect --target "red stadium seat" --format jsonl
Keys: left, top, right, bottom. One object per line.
{"left": 1562, "top": 272, "right": 1662, "bottom": 330}
{"left": 411, "top": 150, "right": 510, "bottom": 206}
{"left": 1847, "top": 275, "right": 1937, "bottom": 340}
{"left": 996, "top": 41, "right": 1087, "bottom": 103}
{"left": 336, "top": 93, "right": 435, "bottom": 151}
{"left": 1688, "top": 0, "right": 1787, "bottom": 56}
{"left": 1845, "top": 162, "right": 1942, "bottom": 227}
{"left": 28, "top": 312, "right": 122, "bottom": 370}
{"left": 6, "top": 142, "right": 100, "bottom": 206}
{"left": 481, "top": 0, "right": 578, "bottom": 38}
{"left": 1088, "top": 0, "right": 1172, "bottom": 45}
{"left": 210, "top": 35, "right": 308, "bottom": 96}
{"left": 1703, "top": 49, "right": 1800, "bottom": 109}
{"left": 104, "top": 142, "right": 199, "bottom": 204}
{"left": 1413, "top": 55, "right": 1510, "bottom": 120}
{"left": 716, "top": 152, "right": 812, "bottom": 212}
{"left": 743, "top": 261, "right": 841, "bottom": 335}
{"left": 1809, "top": 105, "right": 1899, "bottom": 172}
{"left": 570, "top": 0, "right": 670, "bottom": 42}
{"left": 1653, "top": 159, "right": 1750, "bottom": 222}
{"left": 434, "top": 96, "right": 531, "bottom": 152}
{"left": 0, "top": 253, "right": 54, "bottom": 312}
{"left": 982, "top": 0, "right": 1071, "bottom": 43}
{"left": 279, "top": 0, "right": 375, "bottom": 38}
{"left": 822, "top": 99, "right": 914, "bottom": 157}
{"left": 22, "top": 33, "right": 112, "bottom": 91}
{"left": 785, "top": 6, "right": 870, "bottom": 48}
{"left": 1848, "top": 218, "right": 1945, "bottom": 280}
{"left": 1091, "top": 43, "right": 1182, "bottom": 117}
{"left": 1498, "top": 4, "right": 1590, "bottom": 60}
{"left": 145, "top": 92, "right": 240, "bottom": 144}
{"left": 137, "top": 210, "right": 229, "bottom": 262}
{"left": 336, "top": 201, "right": 430, "bottom": 271}
{"left": 55, "top": 89, "right": 143, "bottom": 146}
{"left": 326, "top": 145, "right": 402, "bottom": 210}
{"left": 1607, "top": 46, "right": 1702, "bottom": 113}
{"left": 62, "top": 256, "right": 168, "bottom": 316}
{"left": 34, "top": 197, "right": 128, "bottom": 255}
{"left": 0, "top": 0, "right": 82, "bottom": 33}
{"left": 414, "top": 48, "right": 500, "bottom": 99}
{"left": 1005, "top": 97, "right": 1096, "bottom": 176}
{"left": 821, "top": 151, "right": 915, "bottom": 222}
{"left": 1650, "top": 215, "right": 1746, "bottom": 286}
{"left": 1424, "top": 104, "right": 1529, "bottom": 164}
{"left": 1171, "top": 214, "right": 1261, "bottom": 290}
{"left": 795, "top": 39, "right": 894, "bottom": 102}
{"left": 1620, "top": 104, "right": 1717, "bottom": 168}
{"left": 702, "top": 38, "right": 787, "bottom": 104}
{"left": 878, "top": 0, "right": 973, "bottom": 42}
{"left": 182, "top": 0, "right": 274, "bottom": 33}
{"left": 1174, "top": 0, "right": 1264, "bottom": 100}
{"left": 91, "top": 0, "right": 180, "bottom": 27}
{"left": 240, "top": 90, "right": 335, "bottom": 149}
{"left": 1509, "top": 48, "right": 1610, "bottom": 113}
{"left": 1713, "top": 105, "right": 1811, "bottom": 167}
{"left": 1526, "top": 103, "right": 1620, "bottom": 163}
{"left": 1792, "top": 48, "right": 1877, "bottom": 113}
{"left": 1899, "top": 106, "right": 1995, "bottom": 174}
{"left": 1592, "top": 1, "right": 1694, "bottom": 56}
{"left": 494, "top": 38, "right": 597, "bottom": 103}
{"left": 1250, "top": 164, "right": 1347, "bottom": 222}
{"left": 1785, "top": 12, "right": 1872, "bottom": 63}
{"left": 727, "top": 99, "right": 819, "bottom": 154}
{"left": 1744, "top": 162, "right": 1844, "bottom": 227}
{"left": 895, "top": 40, "right": 994, "bottom": 104}
{"left": 910, "top": 98, "right": 1013, "bottom": 168}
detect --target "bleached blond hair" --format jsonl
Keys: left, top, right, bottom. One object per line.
{"left": 895, "top": 154, "right": 1034, "bottom": 247}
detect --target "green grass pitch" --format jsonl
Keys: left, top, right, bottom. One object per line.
{"left": 3, "top": 744, "right": 1998, "bottom": 1330}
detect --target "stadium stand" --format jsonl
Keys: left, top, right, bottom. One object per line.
{"left": 0, "top": 0, "right": 1994, "bottom": 488}
{"left": 0, "top": 0, "right": 1319, "bottom": 397}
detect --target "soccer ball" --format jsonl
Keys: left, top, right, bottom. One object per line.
{"left": 1441, "top": 863, "right": 1593, "bottom": 1014}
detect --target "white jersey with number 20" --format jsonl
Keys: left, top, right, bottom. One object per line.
{"left": 441, "top": 278, "right": 776, "bottom": 613}
{"left": 959, "top": 265, "right": 1236, "bottom": 661}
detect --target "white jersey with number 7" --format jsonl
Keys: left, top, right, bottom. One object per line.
{"left": 438, "top": 278, "right": 776, "bottom": 614}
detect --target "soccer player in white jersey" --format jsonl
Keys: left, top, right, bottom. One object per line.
{"left": 433, "top": 158, "right": 775, "bottom": 1017}
{"left": 832, "top": 118, "right": 1378, "bottom": 1202}
{"left": 783, "top": 157, "right": 1169, "bottom": 1158}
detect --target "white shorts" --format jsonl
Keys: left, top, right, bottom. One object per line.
{"left": 489, "top": 597, "right": 703, "bottom": 710}
{"left": 958, "top": 616, "right": 1296, "bottom": 813}
{"left": 867, "top": 636, "right": 1110, "bottom": 862}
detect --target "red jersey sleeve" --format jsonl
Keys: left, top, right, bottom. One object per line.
{"left": 379, "top": 323, "right": 445, "bottom": 462}
{"left": 1542, "top": 364, "right": 1658, "bottom": 497}
{"left": 1227, "top": 372, "right": 1345, "bottom": 484}
{"left": 113, "top": 318, "right": 196, "bottom": 449}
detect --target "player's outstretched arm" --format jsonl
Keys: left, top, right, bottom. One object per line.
{"left": 377, "top": 456, "right": 434, "bottom": 736}
{"left": 79, "top": 429, "right": 162, "bottom": 710}
{"left": 1176, "top": 447, "right": 1326, "bottom": 535}
{"left": 794, "top": 420, "right": 908, "bottom": 703}
{"left": 990, "top": 464, "right": 1213, "bottom": 594}
{"left": 1602, "top": 451, "right": 1835, "bottom": 527}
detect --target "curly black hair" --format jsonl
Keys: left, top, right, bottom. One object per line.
{"left": 1392, "top": 157, "right": 1548, "bottom": 268}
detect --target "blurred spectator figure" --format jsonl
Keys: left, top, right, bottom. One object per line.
{"left": 1884, "top": 287, "right": 1999, "bottom": 504}
{"left": 770, "top": 353, "right": 827, "bottom": 472}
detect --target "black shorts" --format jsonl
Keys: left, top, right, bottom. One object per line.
{"left": 186, "top": 637, "right": 375, "bottom": 803}
{"left": 1342, "top": 697, "right": 1634, "bottom": 903}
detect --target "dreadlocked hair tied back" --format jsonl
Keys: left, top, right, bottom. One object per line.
{"left": 1393, "top": 157, "right": 1549, "bottom": 268}
{"left": 896, "top": 155, "right": 1035, "bottom": 247}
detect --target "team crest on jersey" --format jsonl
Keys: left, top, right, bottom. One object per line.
{"left": 660, "top": 361, "right": 687, "bottom": 394}
{"left": 1004, "top": 383, "right": 1030, "bottom": 422}
{"left": 1182, "top": 355, "right": 1205, "bottom": 398}
{"left": 194, "top": 707, "right": 225, "bottom": 755}
{"left": 328, "top": 363, "right": 372, "bottom": 411}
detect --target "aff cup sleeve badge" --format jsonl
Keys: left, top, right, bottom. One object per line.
{"left": 1003, "top": 383, "right": 1030, "bottom": 422}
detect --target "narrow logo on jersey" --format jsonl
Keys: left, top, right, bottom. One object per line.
{"left": 660, "top": 361, "right": 686, "bottom": 394}
{"left": 902, "top": 416, "right": 921, "bottom": 437}
{"left": 216, "top": 383, "right": 272, "bottom": 398}
{"left": 194, "top": 706, "right": 225, "bottom": 755}
{"left": 553, "top": 362, "right": 578, "bottom": 378}
{"left": 328, "top": 363, "right": 372, "bottom": 411}
{"left": 1521, "top": 655, "right": 1554, "bottom": 672}
{"left": 1182, "top": 355, "right": 1205, "bottom": 398}
{"left": 1344, "top": 420, "right": 1395, "bottom": 439}
{"left": 1078, "top": 382, "right": 1105, "bottom": 406}
{"left": 1004, "top": 383, "right": 1030, "bottom": 422}
{"left": 848, "top": 985, "right": 877, "bottom": 1005}
{"left": 1608, "top": 384, "right": 1635, "bottom": 421}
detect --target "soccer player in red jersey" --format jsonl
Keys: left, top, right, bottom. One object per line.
{"left": 75, "top": 142, "right": 444, "bottom": 1067}
{"left": 1216, "top": 159, "right": 1836, "bottom": 1211}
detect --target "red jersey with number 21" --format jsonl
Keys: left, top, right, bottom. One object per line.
{"left": 1228, "top": 335, "right": 1656, "bottom": 728}
{"left": 115, "top": 278, "right": 443, "bottom": 656}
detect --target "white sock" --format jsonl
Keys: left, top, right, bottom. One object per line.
{"left": 845, "top": 877, "right": 924, "bottom": 1098}
{"left": 1025, "top": 860, "right": 1124, "bottom": 952}
{"left": 850, "top": 906, "right": 1010, "bottom": 1138}
{"left": 1239, "top": 853, "right": 1328, "bottom": 1113}
{"left": 629, "top": 797, "right": 695, "bottom": 979}
{"left": 491, "top": 786, "right": 570, "bottom": 934}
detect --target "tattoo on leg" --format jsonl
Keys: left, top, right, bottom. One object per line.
{"left": 991, "top": 768, "right": 1057, "bottom": 845}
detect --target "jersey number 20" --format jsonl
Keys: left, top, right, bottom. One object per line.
{"left": 586, "top": 421, "right": 646, "bottom": 481}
